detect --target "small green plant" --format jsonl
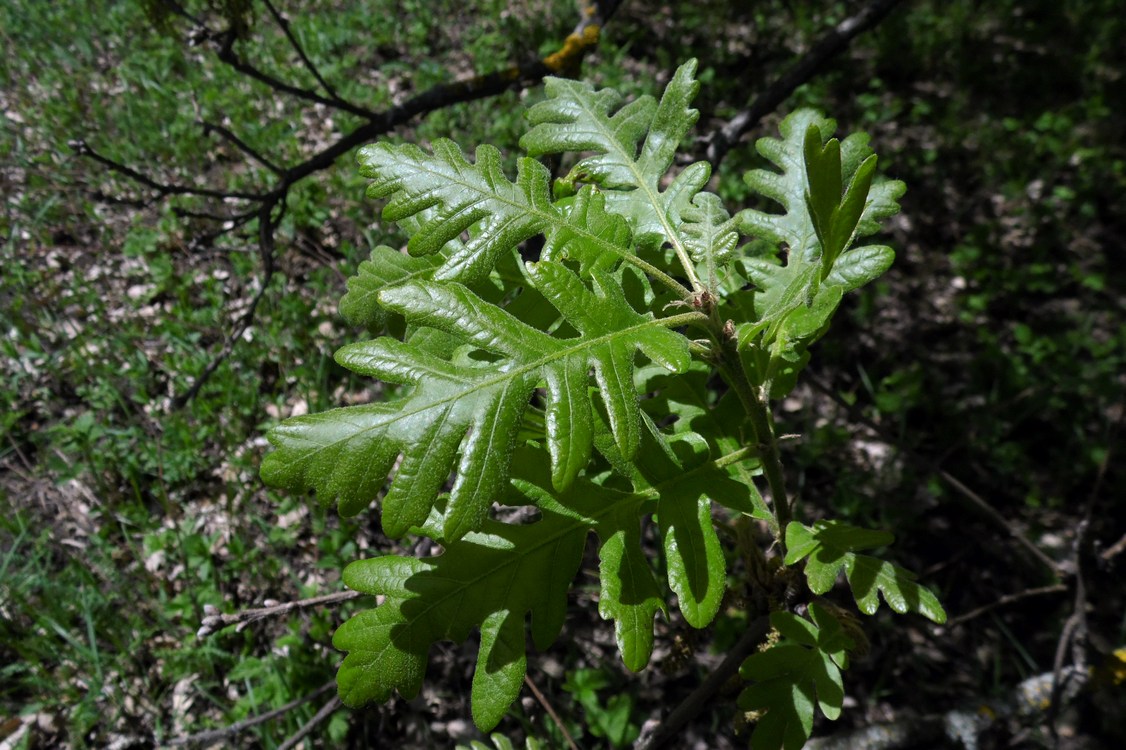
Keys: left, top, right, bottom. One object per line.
{"left": 262, "top": 59, "right": 945, "bottom": 748}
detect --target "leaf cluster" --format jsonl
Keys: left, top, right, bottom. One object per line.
{"left": 261, "top": 58, "right": 944, "bottom": 745}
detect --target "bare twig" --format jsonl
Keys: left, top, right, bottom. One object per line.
{"left": 937, "top": 469, "right": 1061, "bottom": 577}
{"left": 1048, "top": 415, "right": 1116, "bottom": 741}
{"left": 1100, "top": 531, "right": 1126, "bottom": 562}
{"left": 172, "top": 204, "right": 258, "bottom": 224}
{"left": 635, "top": 615, "right": 772, "bottom": 750}
{"left": 706, "top": 0, "right": 912, "bottom": 167}
{"left": 277, "top": 695, "right": 343, "bottom": 750}
{"left": 262, "top": 0, "right": 340, "bottom": 101}
{"left": 1047, "top": 610, "right": 1083, "bottom": 741}
{"left": 524, "top": 673, "right": 579, "bottom": 750}
{"left": 946, "top": 583, "right": 1067, "bottom": 627}
{"left": 164, "top": 681, "right": 335, "bottom": 747}
{"left": 201, "top": 119, "right": 284, "bottom": 174}
{"left": 211, "top": 25, "right": 381, "bottom": 120}
{"left": 72, "top": 138, "right": 264, "bottom": 202}
{"left": 197, "top": 590, "right": 361, "bottom": 638}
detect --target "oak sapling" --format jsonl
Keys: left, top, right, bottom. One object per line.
{"left": 262, "top": 59, "right": 944, "bottom": 749}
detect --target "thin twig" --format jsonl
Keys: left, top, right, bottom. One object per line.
{"left": 524, "top": 674, "right": 579, "bottom": 750}
{"left": 212, "top": 27, "right": 380, "bottom": 120}
{"left": 164, "top": 681, "right": 335, "bottom": 746}
{"left": 277, "top": 695, "right": 343, "bottom": 750}
{"left": 262, "top": 0, "right": 340, "bottom": 101}
{"left": 1046, "top": 610, "right": 1082, "bottom": 742}
{"left": 706, "top": 0, "right": 912, "bottom": 167}
{"left": 1100, "top": 531, "right": 1126, "bottom": 562}
{"left": 197, "top": 590, "right": 361, "bottom": 638}
{"left": 635, "top": 615, "right": 772, "bottom": 750}
{"left": 937, "top": 469, "right": 1061, "bottom": 577}
{"left": 172, "top": 204, "right": 258, "bottom": 224}
{"left": 201, "top": 120, "right": 284, "bottom": 174}
{"left": 72, "top": 139, "right": 263, "bottom": 201}
{"left": 946, "top": 583, "right": 1067, "bottom": 627}
{"left": 1048, "top": 412, "right": 1116, "bottom": 741}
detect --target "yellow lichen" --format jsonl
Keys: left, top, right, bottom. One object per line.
{"left": 543, "top": 25, "right": 601, "bottom": 74}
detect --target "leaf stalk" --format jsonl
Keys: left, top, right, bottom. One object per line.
{"left": 716, "top": 339, "right": 792, "bottom": 543}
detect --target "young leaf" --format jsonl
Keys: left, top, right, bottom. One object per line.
{"left": 739, "top": 603, "right": 853, "bottom": 750}
{"left": 522, "top": 60, "right": 712, "bottom": 259}
{"left": 785, "top": 521, "right": 947, "bottom": 623}
{"left": 262, "top": 261, "right": 689, "bottom": 540}
{"left": 735, "top": 111, "right": 903, "bottom": 345}
{"left": 730, "top": 110, "right": 903, "bottom": 397}
{"left": 681, "top": 191, "right": 739, "bottom": 289}
{"left": 802, "top": 124, "right": 879, "bottom": 275}
{"left": 358, "top": 141, "right": 649, "bottom": 285}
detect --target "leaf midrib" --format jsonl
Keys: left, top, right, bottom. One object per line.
{"left": 557, "top": 83, "right": 701, "bottom": 290}
{"left": 384, "top": 153, "right": 643, "bottom": 275}
{"left": 297, "top": 316, "right": 684, "bottom": 460}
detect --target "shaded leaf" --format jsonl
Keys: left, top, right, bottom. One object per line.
{"left": 785, "top": 521, "right": 947, "bottom": 623}
{"left": 739, "top": 604, "right": 853, "bottom": 750}
{"left": 335, "top": 445, "right": 754, "bottom": 728}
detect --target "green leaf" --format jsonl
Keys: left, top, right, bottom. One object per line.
{"left": 334, "top": 513, "right": 586, "bottom": 726}
{"left": 803, "top": 124, "right": 842, "bottom": 253}
{"left": 826, "top": 244, "right": 895, "bottom": 292}
{"left": 358, "top": 141, "right": 646, "bottom": 285}
{"left": 735, "top": 111, "right": 903, "bottom": 340}
{"left": 681, "top": 191, "right": 739, "bottom": 289}
{"left": 730, "top": 110, "right": 903, "bottom": 397}
{"left": 339, "top": 245, "right": 444, "bottom": 329}
{"left": 335, "top": 445, "right": 752, "bottom": 728}
{"left": 260, "top": 60, "right": 915, "bottom": 739}
{"left": 738, "top": 111, "right": 902, "bottom": 262}
{"left": 784, "top": 521, "right": 947, "bottom": 623}
{"left": 522, "top": 60, "right": 709, "bottom": 254}
{"left": 637, "top": 361, "right": 771, "bottom": 523}
{"left": 359, "top": 141, "right": 552, "bottom": 283}
{"left": 542, "top": 187, "right": 631, "bottom": 274}
{"left": 262, "top": 261, "right": 689, "bottom": 540}
{"left": 739, "top": 603, "right": 854, "bottom": 750}
{"left": 656, "top": 474, "right": 725, "bottom": 628}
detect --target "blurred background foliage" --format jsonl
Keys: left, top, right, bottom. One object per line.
{"left": 1, "top": 0, "right": 1123, "bottom": 747}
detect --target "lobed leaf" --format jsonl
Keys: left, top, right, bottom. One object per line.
{"left": 739, "top": 603, "right": 854, "bottom": 750}
{"left": 734, "top": 111, "right": 903, "bottom": 340}
{"left": 339, "top": 244, "right": 444, "bottom": 329}
{"left": 729, "top": 110, "right": 903, "bottom": 398}
{"left": 785, "top": 521, "right": 947, "bottom": 623}
{"left": 262, "top": 261, "right": 690, "bottom": 540}
{"left": 335, "top": 445, "right": 755, "bottom": 728}
{"left": 522, "top": 60, "right": 712, "bottom": 254}
{"left": 358, "top": 141, "right": 646, "bottom": 284}
{"left": 681, "top": 191, "right": 739, "bottom": 288}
